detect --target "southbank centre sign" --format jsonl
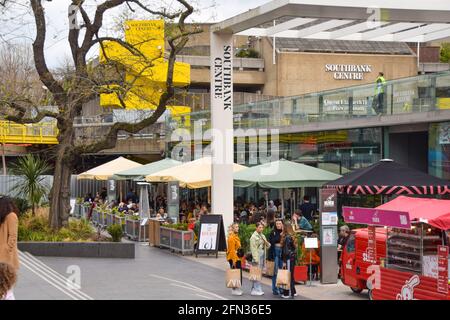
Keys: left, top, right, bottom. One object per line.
{"left": 325, "top": 64, "right": 373, "bottom": 80}
{"left": 213, "top": 45, "right": 233, "bottom": 110}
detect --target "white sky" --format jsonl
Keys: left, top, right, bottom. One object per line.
{"left": 0, "top": 0, "right": 269, "bottom": 68}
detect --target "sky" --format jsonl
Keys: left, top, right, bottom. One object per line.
{"left": 0, "top": 0, "right": 269, "bottom": 68}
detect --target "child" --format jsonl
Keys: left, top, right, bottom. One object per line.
{"left": 0, "top": 263, "right": 17, "bottom": 300}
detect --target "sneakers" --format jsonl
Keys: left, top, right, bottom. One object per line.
{"left": 281, "top": 294, "right": 291, "bottom": 299}
{"left": 251, "top": 289, "right": 264, "bottom": 296}
{"left": 231, "top": 288, "right": 243, "bottom": 296}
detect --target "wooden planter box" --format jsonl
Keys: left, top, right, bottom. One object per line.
{"left": 115, "top": 215, "right": 127, "bottom": 233}
{"left": 106, "top": 213, "right": 115, "bottom": 227}
{"left": 159, "top": 227, "right": 194, "bottom": 255}
{"left": 73, "top": 203, "right": 82, "bottom": 218}
{"left": 80, "top": 205, "right": 90, "bottom": 220}
{"left": 92, "top": 209, "right": 100, "bottom": 226}
{"left": 125, "top": 218, "right": 149, "bottom": 242}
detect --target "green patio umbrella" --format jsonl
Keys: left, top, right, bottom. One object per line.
{"left": 234, "top": 159, "right": 341, "bottom": 218}
{"left": 234, "top": 159, "right": 342, "bottom": 188}
{"left": 112, "top": 158, "right": 182, "bottom": 181}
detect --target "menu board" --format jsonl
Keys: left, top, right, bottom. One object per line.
{"left": 367, "top": 226, "right": 377, "bottom": 264}
{"left": 437, "top": 245, "right": 449, "bottom": 294}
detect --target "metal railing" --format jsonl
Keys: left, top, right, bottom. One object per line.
{"left": 166, "top": 71, "right": 450, "bottom": 133}
{"left": 0, "top": 121, "right": 58, "bottom": 145}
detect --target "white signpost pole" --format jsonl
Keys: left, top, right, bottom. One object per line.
{"left": 210, "top": 31, "right": 234, "bottom": 231}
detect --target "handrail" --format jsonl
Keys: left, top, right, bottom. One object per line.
{"left": 0, "top": 121, "right": 58, "bottom": 145}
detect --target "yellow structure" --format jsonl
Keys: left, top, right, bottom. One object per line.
{"left": 100, "top": 20, "right": 191, "bottom": 111}
{"left": 0, "top": 121, "right": 58, "bottom": 145}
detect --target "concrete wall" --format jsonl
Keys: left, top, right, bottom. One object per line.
{"left": 262, "top": 51, "right": 418, "bottom": 96}
{"left": 389, "top": 131, "right": 428, "bottom": 173}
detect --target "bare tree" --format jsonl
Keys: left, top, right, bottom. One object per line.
{"left": 0, "top": 0, "right": 200, "bottom": 229}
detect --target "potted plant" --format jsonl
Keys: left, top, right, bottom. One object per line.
{"left": 294, "top": 236, "right": 308, "bottom": 284}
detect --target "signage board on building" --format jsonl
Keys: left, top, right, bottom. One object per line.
{"left": 325, "top": 64, "right": 373, "bottom": 80}
{"left": 437, "top": 245, "right": 449, "bottom": 294}
{"left": 343, "top": 207, "right": 411, "bottom": 229}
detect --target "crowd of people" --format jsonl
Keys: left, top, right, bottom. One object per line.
{"left": 234, "top": 195, "right": 317, "bottom": 231}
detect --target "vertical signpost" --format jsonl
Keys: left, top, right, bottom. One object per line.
{"left": 367, "top": 226, "right": 377, "bottom": 264}
{"left": 319, "top": 188, "right": 338, "bottom": 284}
{"left": 210, "top": 31, "right": 234, "bottom": 231}
{"left": 167, "top": 181, "right": 179, "bottom": 223}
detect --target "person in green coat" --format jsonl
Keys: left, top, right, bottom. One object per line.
{"left": 249, "top": 222, "right": 271, "bottom": 296}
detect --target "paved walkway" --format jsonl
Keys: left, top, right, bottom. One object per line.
{"left": 14, "top": 242, "right": 367, "bottom": 300}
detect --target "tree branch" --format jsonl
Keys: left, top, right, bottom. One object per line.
{"left": 1, "top": 99, "right": 59, "bottom": 124}
{"left": 30, "top": 0, "right": 66, "bottom": 105}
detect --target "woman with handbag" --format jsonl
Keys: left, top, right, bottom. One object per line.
{"left": 226, "top": 223, "right": 243, "bottom": 296}
{"left": 249, "top": 222, "right": 270, "bottom": 296}
{"left": 280, "top": 223, "right": 298, "bottom": 299}
{"left": 268, "top": 219, "right": 284, "bottom": 296}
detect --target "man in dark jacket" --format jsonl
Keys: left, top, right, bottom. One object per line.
{"left": 298, "top": 196, "right": 315, "bottom": 221}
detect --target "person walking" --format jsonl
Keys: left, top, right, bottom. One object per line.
{"left": 249, "top": 222, "right": 270, "bottom": 296}
{"left": 374, "top": 72, "right": 387, "bottom": 115}
{"left": 280, "top": 223, "right": 298, "bottom": 299}
{"left": 268, "top": 219, "right": 284, "bottom": 296}
{"left": 226, "top": 223, "right": 243, "bottom": 296}
{"left": 0, "top": 197, "right": 19, "bottom": 300}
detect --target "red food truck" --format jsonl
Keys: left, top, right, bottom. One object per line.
{"left": 342, "top": 196, "right": 450, "bottom": 300}
{"left": 340, "top": 227, "right": 386, "bottom": 298}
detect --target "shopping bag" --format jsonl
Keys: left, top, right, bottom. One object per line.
{"left": 248, "top": 266, "right": 262, "bottom": 281}
{"left": 265, "top": 260, "right": 275, "bottom": 276}
{"left": 276, "top": 269, "right": 291, "bottom": 289}
{"left": 226, "top": 269, "right": 241, "bottom": 288}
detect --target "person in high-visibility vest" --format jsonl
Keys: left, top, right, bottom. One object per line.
{"left": 374, "top": 72, "right": 387, "bottom": 115}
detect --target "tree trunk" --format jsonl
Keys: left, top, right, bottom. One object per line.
{"left": 49, "top": 150, "right": 73, "bottom": 229}
{"left": 48, "top": 121, "right": 74, "bottom": 230}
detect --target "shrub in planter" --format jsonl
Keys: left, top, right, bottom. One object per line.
{"left": 107, "top": 224, "right": 123, "bottom": 242}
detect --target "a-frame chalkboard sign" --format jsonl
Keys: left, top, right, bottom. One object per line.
{"left": 195, "top": 214, "right": 227, "bottom": 258}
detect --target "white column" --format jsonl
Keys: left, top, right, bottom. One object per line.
{"left": 210, "top": 31, "right": 234, "bottom": 231}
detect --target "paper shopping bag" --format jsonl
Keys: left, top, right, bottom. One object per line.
{"left": 276, "top": 269, "right": 291, "bottom": 289}
{"left": 248, "top": 266, "right": 262, "bottom": 281}
{"left": 226, "top": 269, "right": 241, "bottom": 288}
{"left": 265, "top": 260, "right": 275, "bottom": 276}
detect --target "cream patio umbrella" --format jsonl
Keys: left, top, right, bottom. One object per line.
{"left": 145, "top": 156, "right": 247, "bottom": 189}
{"left": 77, "top": 156, "right": 142, "bottom": 180}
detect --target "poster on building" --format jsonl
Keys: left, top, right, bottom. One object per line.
{"left": 322, "top": 212, "right": 338, "bottom": 226}
{"left": 198, "top": 223, "right": 218, "bottom": 251}
{"left": 438, "top": 122, "right": 450, "bottom": 145}
{"left": 322, "top": 227, "right": 337, "bottom": 246}
{"left": 437, "top": 245, "right": 449, "bottom": 294}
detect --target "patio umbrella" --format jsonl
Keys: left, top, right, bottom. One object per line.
{"left": 145, "top": 156, "right": 247, "bottom": 189}
{"left": 234, "top": 159, "right": 341, "bottom": 218}
{"left": 112, "top": 158, "right": 181, "bottom": 181}
{"left": 325, "top": 159, "right": 450, "bottom": 196}
{"left": 77, "top": 156, "right": 142, "bottom": 180}
{"left": 234, "top": 159, "right": 342, "bottom": 188}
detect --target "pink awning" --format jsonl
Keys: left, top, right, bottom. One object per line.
{"left": 376, "top": 196, "right": 450, "bottom": 230}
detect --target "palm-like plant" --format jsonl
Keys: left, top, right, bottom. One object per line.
{"left": 10, "top": 154, "right": 51, "bottom": 216}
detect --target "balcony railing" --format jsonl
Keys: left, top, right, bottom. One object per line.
{"left": 0, "top": 121, "right": 58, "bottom": 145}
{"left": 166, "top": 71, "right": 450, "bottom": 134}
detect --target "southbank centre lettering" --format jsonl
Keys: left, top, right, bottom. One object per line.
{"left": 214, "top": 45, "right": 233, "bottom": 110}
{"left": 325, "top": 64, "right": 372, "bottom": 80}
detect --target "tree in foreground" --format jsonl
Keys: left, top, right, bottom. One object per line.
{"left": 0, "top": 0, "right": 200, "bottom": 229}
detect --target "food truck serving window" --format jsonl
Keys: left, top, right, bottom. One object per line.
{"left": 387, "top": 225, "right": 442, "bottom": 276}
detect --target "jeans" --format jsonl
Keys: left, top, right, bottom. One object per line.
{"left": 283, "top": 258, "right": 297, "bottom": 297}
{"left": 272, "top": 247, "right": 283, "bottom": 294}
{"left": 251, "top": 252, "right": 265, "bottom": 293}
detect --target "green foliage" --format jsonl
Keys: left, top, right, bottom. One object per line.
{"left": 164, "top": 223, "right": 189, "bottom": 231}
{"left": 238, "top": 223, "right": 256, "bottom": 255}
{"left": 129, "top": 214, "right": 140, "bottom": 221}
{"left": 107, "top": 224, "right": 123, "bottom": 242}
{"left": 10, "top": 154, "right": 51, "bottom": 215}
{"left": 18, "top": 212, "right": 96, "bottom": 242}
{"left": 235, "top": 48, "right": 260, "bottom": 58}
{"left": 11, "top": 196, "right": 30, "bottom": 215}
{"left": 441, "top": 43, "right": 450, "bottom": 63}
